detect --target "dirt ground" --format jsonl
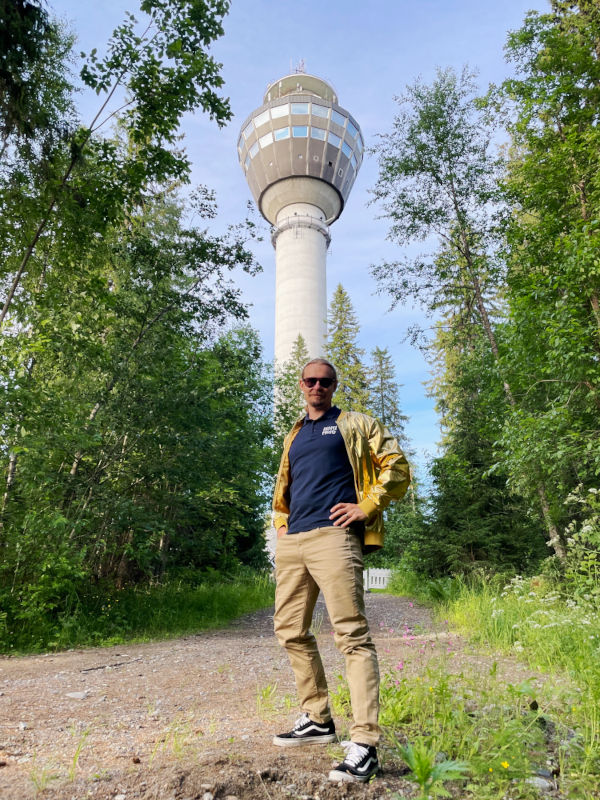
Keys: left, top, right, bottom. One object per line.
{"left": 0, "top": 594, "right": 545, "bottom": 800}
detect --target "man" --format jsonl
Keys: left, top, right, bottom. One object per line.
{"left": 271, "top": 358, "right": 410, "bottom": 783}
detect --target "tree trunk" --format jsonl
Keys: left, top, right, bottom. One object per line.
{"left": 0, "top": 451, "right": 18, "bottom": 534}
{"left": 537, "top": 485, "right": 566, "bottom": 559}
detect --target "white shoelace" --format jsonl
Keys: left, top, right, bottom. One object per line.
{"left": 339, "top": 740, "right": 369, "bottom": 766}
{"left": 293, "top": 712, "right": 311, "bottom": 730}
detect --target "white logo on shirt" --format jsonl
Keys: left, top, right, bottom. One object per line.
{"left": 322, "top": 425, "right": 338, "bottom": 436}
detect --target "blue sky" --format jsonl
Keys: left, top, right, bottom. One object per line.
{"left": 51, "top": 0, "right": 548, "bottom": 478}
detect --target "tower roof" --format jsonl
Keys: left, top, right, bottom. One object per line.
{"left": 238, "top": 72, "right": 363, "bottom": 225}
{"left": 263, "top": 74, "right": 337, "bottom": 104}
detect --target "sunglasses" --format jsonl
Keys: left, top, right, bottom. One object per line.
{"left": 302, "top": 377, "right": 335, "bottom": 388}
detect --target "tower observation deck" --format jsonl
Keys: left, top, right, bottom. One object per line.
{"left": 238, "top": 73, "right": 363, "bottom": 368}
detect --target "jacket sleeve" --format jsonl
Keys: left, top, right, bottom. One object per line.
{"left": 273, "top": 508, "right": 289, "bottom": 531}
{"left": 357, "top": 417, "right": 411, "bottom": 519}
{"left": 272, "top": 441, "right": 291, "bottom": 531}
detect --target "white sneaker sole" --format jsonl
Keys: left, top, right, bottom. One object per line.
{"left": 328, "top": 767, "right": 378, "bottom": 782}
{"left": 272, "top": 733, "right": 337, "bottom": 747}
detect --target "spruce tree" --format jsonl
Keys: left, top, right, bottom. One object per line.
{"left": 369, "top": 346, "right": 409, "bottom": 445}
{"left": 326, "top": 284, "right": 370, "bottom": 412}
{"left": 273, "top": 334, "right": 309, "bottom": 450}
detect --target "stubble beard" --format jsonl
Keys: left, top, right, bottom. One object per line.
{"left": 308, "top": 394, "right": 329, "bottom": 410}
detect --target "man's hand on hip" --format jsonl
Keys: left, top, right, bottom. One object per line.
{"left": 329, "top": 503, "right": 368, "bottom": 528}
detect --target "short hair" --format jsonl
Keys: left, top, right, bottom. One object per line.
{"left": 301, "top": 358, "right": 337, "bottom": 382}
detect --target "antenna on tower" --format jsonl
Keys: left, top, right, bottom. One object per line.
{"left": 295, "top": 59, "right": 306, "bottom": 74}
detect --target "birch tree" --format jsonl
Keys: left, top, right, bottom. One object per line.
{"left": 371, "top": 67, "right": 563, "bottom": 559}
{"left": 497, "top": 1, "right": 600, "bottom": 545}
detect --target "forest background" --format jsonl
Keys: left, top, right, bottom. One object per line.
{"left": 1, "top": 0, "right": 599, "bottom": 664}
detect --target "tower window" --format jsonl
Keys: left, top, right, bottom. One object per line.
{"left": 310, "top": 127, "right": 326, "bottom": 140}
{"left": 254, "top": 109, "right": 270, "bottom": 128}
{"left": 328, "top": 132, "right": 341, "bottom": 148}
{"left": 292, "top": 126, "right": 308, "bottom": 138}
{"left": 259, "top": 131, "right": 273, "bottom": 148}
{"left": 347, "top": 121, "right": 359, "bottom": 139}
{"left": 331, "top": 110, "right": 346, "bottom": 128}
{"left": 291, "top": 103, "right": 309, "bottom": 115}
{"left": 274, "top": 127, "right": 290, "bottom": 141}
{"left": 242, "top": 121, "right": 254, "bottom": 140}
{"left": 249, "top": 141, "right": 259, "bottom": 158}
{"left": 311, "top": 104, "right": 329, "bottom": 118}
{"left": 342, "top": 141, "right": 352, "bottom": 158}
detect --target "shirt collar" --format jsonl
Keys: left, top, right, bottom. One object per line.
{"left": 302, "top": 405, "right": 340, "bottom": 425}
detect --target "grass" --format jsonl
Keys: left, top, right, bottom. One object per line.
{"left": 369, "top": 567, "right": 600, "bottom": 798}
{"left": 256, "top": 681, "right": 279, "bottom": 718}
{"left": 333, "top": 657, "right": 564, "bottom": 798}
{"left": 150, "top": 716, "right": 197, "bottom": 762}
{"left": 442, "top": 573, "right": 600, "bottom": 792}
{"left": 1, "top": 570, "right": 275, "bottom": 654}
{"left": 29, "top": 760, "right": 60, "bottom": 797}
{"left": 67, "top": 727, "right": 89, "bottom": 781}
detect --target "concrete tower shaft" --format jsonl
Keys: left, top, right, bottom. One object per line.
{"left": 238, "top": 73, "right": 363, "bottom": 366}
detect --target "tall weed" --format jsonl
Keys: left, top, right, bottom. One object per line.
{"left": 333, "top": 654, "right": 568, "bottom": 798}
{"left": 380, "top": 564, "right": 600, "bottom": 796}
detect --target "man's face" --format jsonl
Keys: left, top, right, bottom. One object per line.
{"left": 300, "top": 364, "right": 337, "bottom": 414}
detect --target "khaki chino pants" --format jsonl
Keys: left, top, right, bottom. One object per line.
{"left": 273, "top": 526, "right": 380, "bottom": 746}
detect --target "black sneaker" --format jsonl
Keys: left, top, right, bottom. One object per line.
{"left": 272, "top": 712, "right": 336, "bottom": 747}
{"left": 328, "top": 741, "right": 379, "bottom": 782}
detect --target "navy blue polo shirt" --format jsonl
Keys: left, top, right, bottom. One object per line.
{"left": 287, "top": 406, "right": 360, "bottom": 534}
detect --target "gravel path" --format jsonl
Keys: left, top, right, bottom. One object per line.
{"left": 0, "top": 594, "right": 535, "bottom": 800}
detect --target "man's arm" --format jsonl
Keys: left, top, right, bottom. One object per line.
{"left": 273, "top": 437, "right": 292, "bottom": 534}
{"left": 330, "top": 416, "right": 409, "bottom": 527}
{"left": 362, "top": 416, "right": 410, "bottom": 514}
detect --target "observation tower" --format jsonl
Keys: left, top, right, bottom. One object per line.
{"left": 237, "top": 72, "right": 363, "bottom": 367}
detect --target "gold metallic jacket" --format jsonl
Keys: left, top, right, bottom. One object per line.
{"left": 273, "top": 410, "right": 411, "bottom": 552}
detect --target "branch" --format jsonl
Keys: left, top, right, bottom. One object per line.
{"left": 0, "top": 22, "right": 153, "bottom": 326}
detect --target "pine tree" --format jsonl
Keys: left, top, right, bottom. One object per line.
{"left": 326, "top": 284, "right": 370, "bottom": 412}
